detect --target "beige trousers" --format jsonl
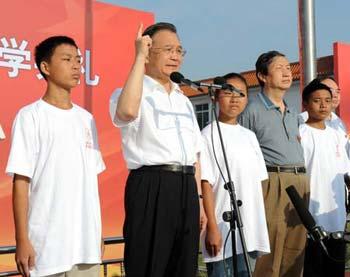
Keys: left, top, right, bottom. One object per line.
{"left": 253, "top": 172, "right": 310, "bottom": 277}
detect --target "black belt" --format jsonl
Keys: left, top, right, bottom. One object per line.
{"left": 267, "top": 166, "right": 306, "bottom": 174}
{"left": 137, "top": 165, "right": 195, "bottom": 175}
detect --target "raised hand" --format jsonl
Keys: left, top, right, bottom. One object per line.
{"left": 135, "top": 23, "right": 152, "bottom": 63}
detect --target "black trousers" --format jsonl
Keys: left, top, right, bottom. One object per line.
{"left": 303, "top": 237, "right": 345, "bottom": 277}
{"left": 123, "top": 168, "right": 200, "bottom": 277}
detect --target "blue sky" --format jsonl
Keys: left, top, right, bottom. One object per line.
{"left": 100, "top": 0, "right": 350, "bottom": 80}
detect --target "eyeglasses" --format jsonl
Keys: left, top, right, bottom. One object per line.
{"left": 330, "top": 88, "right": 341, "bottom": 94}
{"left": 150, "top": 46, "right": 187, "bottom": 57}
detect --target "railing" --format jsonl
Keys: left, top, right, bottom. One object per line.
{"left": 0, "top": 237, "right": 125, "bottom": 277}
{"left": 0, "top": 237, "right": 208, "bottom": 277}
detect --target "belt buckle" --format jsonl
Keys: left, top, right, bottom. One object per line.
{"left": 294, "top": 167, "right": 299, "bottom": 174}
{"left": 277, "top": 166, "right": 281, "bottom": 173}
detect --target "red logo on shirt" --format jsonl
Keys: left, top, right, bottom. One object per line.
{"left": 336, "top": 144, "right": 341, "bottom": 158}
{"left": 85, "top": 128, "right": 93, "bottom": 149}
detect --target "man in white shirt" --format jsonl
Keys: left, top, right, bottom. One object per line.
{"left": 109, "top": 22, "right": 206, "bottom": 277}
{"left": 299, "top": 79, "right": 350, "bottom": 277}
{"left": 6, "top": 36, "right": 105, "bottom": 277}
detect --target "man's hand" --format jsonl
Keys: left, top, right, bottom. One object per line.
{"left": 135, "top": 23, "right": 152, "bottom": 63}
{"left": 15, "top": 238, "right": 35, "bottom": 277}
{"left": 199, "top": 199, "right": 207, "bottom": 235}
{"left": 205, "top": 225, "right": 222, "bottom": 257}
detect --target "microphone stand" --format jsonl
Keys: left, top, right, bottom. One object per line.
{"left": 206, "top": 86, "right": 252, "bottom": 277}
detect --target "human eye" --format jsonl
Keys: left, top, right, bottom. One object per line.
{"left": 164, "top": 47, "right": 173, "bottom": 54}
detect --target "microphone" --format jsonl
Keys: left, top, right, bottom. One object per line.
{"left": 170, "top": 72, "right": 236, "bottom": 92}
{"left": 285, "top": 185, "right": 329, "bottom": 254}
{"left": 170, "top": 72, "right": 203, "bottom": 91}
{"left": 213, "top": 77, "right": 245, "bottom": 97}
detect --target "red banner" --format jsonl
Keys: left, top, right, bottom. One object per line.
{"left": 334, "top": 42, "right": 350, "bottom": 130}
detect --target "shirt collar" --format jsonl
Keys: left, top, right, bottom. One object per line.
{"left": 144, "top": 75, "right": 183, "bottom": 94}
{"left": 258, "top": 91, "right": 290, "bottom": 112}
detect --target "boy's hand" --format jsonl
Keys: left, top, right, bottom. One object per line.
{"left": 205, "top": 225, "right": 222, "bottom": 257}
{"left": 15, "top": 238, "right": 35, "bottom": 277}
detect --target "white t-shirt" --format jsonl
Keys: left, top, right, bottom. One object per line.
{"left": 300, "top": 111, "right": 348, "bottom": 134}
{"left": 109, "top": 75, "right": 202, "bottom": 169}
{"left": 300, "top": 111, "right": 350, "bottom": 162}
{"left": 6, "top": 99, "right": 105, "bottom": 277}
{"left": 299, "top": 124, "right": 350, "bottom": 232}
{"left": 200, "top": 122, "right": 270, "bottom": 263}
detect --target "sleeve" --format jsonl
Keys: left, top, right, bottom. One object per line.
{"left": 189, "top": 100, "right": 203, "bottom": 154}
{"left": 109, "top": 87, "right": 141, "bottom": 128}
{"left": 200, "top": 129, "right": 218, "bottom": 186}
{"left": 6, "top": 110, "right": 38, "bottom": 178}
{"left": 91, "top": 118, "right": 106, "bottom": 174}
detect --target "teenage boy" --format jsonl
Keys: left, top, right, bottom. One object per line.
{"left": 201, "top": 73, "right": 270, "bottom": 277}
{"left": 299, "top": 79, "right": 350, "bottom": 277}
{"left": 6, "top": 36, "right": 105, "bottom": 277}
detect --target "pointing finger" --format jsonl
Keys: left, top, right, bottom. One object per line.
{"left": 137, "top": 23, "right": 143, "bottom": 39}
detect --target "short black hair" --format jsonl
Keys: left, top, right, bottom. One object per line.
{"left": 255, "top": 50, "right": 286, "bottom": 87}
{"left": 142, "top": 22, "right": 177, "bottom": 38}
{"left": 35, "top": 36, "right": 78, "bottom": 80}
{"left": 223, "top": 72, "right": 248, "bottom": 91}
{"left": 302, "top": 78, "right": 332, "bottom": 103}
{"left": 215, "top": 72, "right": 248, "bottom": 99}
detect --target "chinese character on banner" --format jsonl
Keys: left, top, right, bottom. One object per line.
{"left": 0, "top": 37, "right": 31, "bottom": 78}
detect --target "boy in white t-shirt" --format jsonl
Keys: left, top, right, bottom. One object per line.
{"left": 299, "top": 79, "right": 350, "bottom": 277}
{"left": 6, "top": 36, "right": 105, "bottom": 277}
{"left": 201, "top": 73, "right": 270, "bottom": 277}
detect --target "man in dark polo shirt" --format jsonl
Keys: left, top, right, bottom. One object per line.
{"left": 239, "top": 50, "right": 309, "bottom": 277}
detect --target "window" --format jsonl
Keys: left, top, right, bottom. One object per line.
{"left": 195, "top": 103, "right": 210, "bottom": 130}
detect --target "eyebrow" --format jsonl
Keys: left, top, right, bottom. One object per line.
{"left": 159, "top": 44, "right": 183, "bottom": 48}
{"left": 61, "top": 53, "right": 82, "bottom": 58}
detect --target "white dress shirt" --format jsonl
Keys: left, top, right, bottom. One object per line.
{"left": 110, "top": 75, "right": 202, "bottom": 169}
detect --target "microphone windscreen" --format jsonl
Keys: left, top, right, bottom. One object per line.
{"left": 213, "top": 76, "right": 226, "bottom": 85}
{"left": 170, "top": 72, "right": 184, "bottom": 84}
{"left": 286, "top": 185, "right": 315, "bottom": 231}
